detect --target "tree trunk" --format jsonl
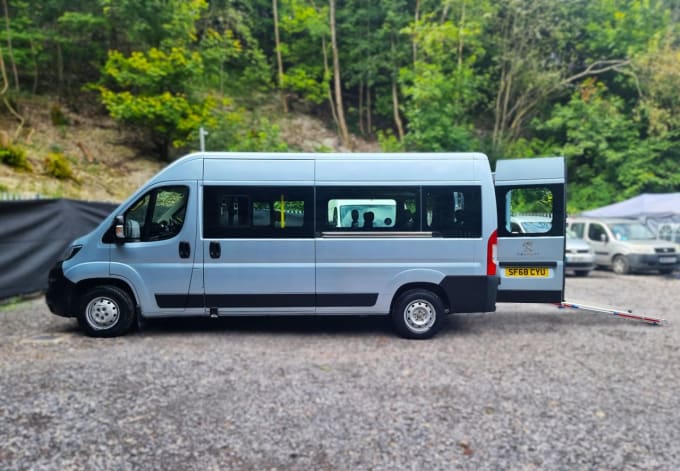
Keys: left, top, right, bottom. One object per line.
{"left": 358, "top": 80, "right": 365, "bottom": 135}
{"left": 56, "top": 42, "right": 64, "bottom": 96}
{"left": 1, "top": 0, "right": 18, "bottom": 92}
{"left": 392, "top": 77, "right": 405, "bottom": 141}
{"left": 413, "top": 0, "right": 420, "bottom": 65}
{"left": 272, "top": 0, "right": 287, "bottom": 113}
{"left": 0, "top": 46, "right": 24, "bottom": 140}
{"left": 391, "top": 38, "right": 405, "bottom": 141}
{"left": 366, "top": 85, "right": 372, "bottom": 135}
{"left": 321, "top": 36, "right": 339, "bottom": 131}
{"left": 329, "top": 0, "right": 350, "bottom": 149}
{"left": 457, "top": 1, "right": 465, "bottom": 71}
{"left": 30, "top": 40, "right": 38, "bottom": 94}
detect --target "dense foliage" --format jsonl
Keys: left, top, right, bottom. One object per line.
{"left": 2, "top": 0, "right": 679, "bottom": 209}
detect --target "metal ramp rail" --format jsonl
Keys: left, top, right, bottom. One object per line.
{"left": 555, "top": 301, "right": 666, "bottom": 326}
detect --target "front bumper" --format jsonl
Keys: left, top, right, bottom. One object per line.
{"left": 565, "top": 253, "right": 595, "bottom": 271}
{"left": 565, "top": 261, "right": 595, "bottom": 271}
{"left": 627, "top": 254, "right": 679, "bottom": 272}
{"left": 45, "top": 262, "right": 77, "bottom": 318}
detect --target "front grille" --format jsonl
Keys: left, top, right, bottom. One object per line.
{"left": 655, "top": 247, "right": 676, "bottom": 254}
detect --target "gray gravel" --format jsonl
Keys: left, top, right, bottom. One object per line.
{"left": 1, "top": 271, "right": 679, "bottom": 470}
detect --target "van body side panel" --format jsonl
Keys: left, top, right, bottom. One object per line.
{"left": 315, "top": 159, "right": 477, "bottom": 183}
{"left": 315, "top": 238, "right": 484, "bottom": 314}
{"left": 204, "top": 159, "right": 314, "bottom": 184}
{"left": 314, "top": 157, "right": 496, "bottom": 315}
{"left": 203, "top": 239, "right": 316, "bottom": 313}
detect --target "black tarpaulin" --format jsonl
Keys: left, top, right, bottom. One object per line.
{"left": 0, "top": 199, "right": 118, "bottom": 299}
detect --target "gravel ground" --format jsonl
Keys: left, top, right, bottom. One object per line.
{"left": 1, "top": 270, "right": 679, "bottom": 470}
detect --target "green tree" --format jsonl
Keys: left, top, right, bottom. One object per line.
{"left": 537, "top": 80, "right": 646, "bottom": 211}
{"left": 399, "top": 0, "right": 489, "bottom": 151}
{"left": 277, "top": 0, "right": 329, "bottom": 105}
{"left": 96, "top": 0, "right": 216, "bottom": 160}
{"left": 7, "top": 0, "right": 107, "bottom": 95}
{"left": 98, "top": 47, "right": 219, "bottom": 160}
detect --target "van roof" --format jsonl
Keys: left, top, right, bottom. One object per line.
{"left": 182, "top": 151, "right": 489, "bottom": 162}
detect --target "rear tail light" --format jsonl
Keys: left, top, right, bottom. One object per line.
{"left": 487, "top": 230, "right": 498, "bottom": 276}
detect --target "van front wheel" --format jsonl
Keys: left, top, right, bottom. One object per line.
{"left": 78, "top": 285, "right": 135, "bottom": 337}
{"left": 612, "top": 255, "right": 630, "bottom": 275}
{"left": 392, "top": 289, "right": 444, "bottom": 340}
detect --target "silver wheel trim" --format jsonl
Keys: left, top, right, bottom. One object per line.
{"left": 403, "top": 299, "right": 436, "bottom": 333}
{"left": 613, "top": 257, "right": 626, "bottom": 274}
{"left": 85, "top": 296, "right": 120, "bottom": 330}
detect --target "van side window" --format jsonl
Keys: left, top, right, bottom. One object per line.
{"left": 317, "top": 187, "right": 418, "bottom": 231}
{"left": 424, "top": 187, "right": 482, "bottom": 238}
{"left": 218, "top": 195, "right": 250, "bottom": 227}
{"left": 124, "top": 186, "right": 189, "bottom": 242}
{"left": 495, "top": 184, "right": 564, "bottom": 237}
{"left": 204, "top": 186, "right": 313, "bottom": 238}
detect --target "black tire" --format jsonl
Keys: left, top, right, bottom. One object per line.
{"left": 391, "top": 289, "right": 445, "bottom": 340}
{"left": 77, "top": 285, "right": 136, "bottom": 337}
{"left": 612, "top": 255, "right": 630, "bottom": 275}
{"left": 574, "top": 270, "right": 591, "bottom": 277}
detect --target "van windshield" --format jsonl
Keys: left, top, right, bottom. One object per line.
{"left": 606, "top": 222, "right": 655, "bottom": 241}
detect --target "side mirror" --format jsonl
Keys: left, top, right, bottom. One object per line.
{"left": 600, "top": 233, "right": 608, "bottom": 243}
{"left": 114, "top": 215, "right": 125, "bottom": 241}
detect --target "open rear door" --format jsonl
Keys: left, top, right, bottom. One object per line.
{"left": 494, "top": 157, "right": 566, "bottom": 303}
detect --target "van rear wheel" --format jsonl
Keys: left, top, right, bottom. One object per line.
{"left": 392, "top": 289, "right": 444, "bottom": 340}
{"left": 78, "top": 285, "right": 135, "bottom": 337}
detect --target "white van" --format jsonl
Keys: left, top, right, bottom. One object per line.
{"left": 46, "top": 153, "right": 566, "bottom": 339}
{"left": 567, "top": 217, "right": 679, "bottom": 274}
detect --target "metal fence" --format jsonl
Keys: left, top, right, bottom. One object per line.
{"left": 0, "top": 192, "right": 44, "bottom": 201}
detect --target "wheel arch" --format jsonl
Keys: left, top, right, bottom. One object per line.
{"left": 73, "top": 278, "right": 139, "bottom": 311}
{"left": 610, "top": 253, "right": 627, "bottom": 263}
{"left": 390, "top": 282, "right": 450, "bottom": 315}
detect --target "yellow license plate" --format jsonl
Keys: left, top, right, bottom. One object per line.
{"left": 505, "top": 267, "right": 550, "bottom": 278}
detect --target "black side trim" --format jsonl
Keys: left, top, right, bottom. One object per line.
{"left": 316, "top": 293, "right": 378, "bottom": 307}
{"left": 206, "top": 294, "right": 315, "bottom": 308}
{"left": 155, "top": 294, "right": 203, "bottom": 309}
{"left": 496, "top": 290, "right": 562, "bottom": 303}
{"left": 439, "top": 276, "right": 498, "bottom": 313}
{"left": 155, "top": 293, "right": 378, "bottom": 309}
{"left": 499, "top": 261, "right": 558, "bottom": 268}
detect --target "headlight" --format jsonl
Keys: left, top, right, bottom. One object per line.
{"left": 63, "top": 244, "right": 83, "bottom": 261}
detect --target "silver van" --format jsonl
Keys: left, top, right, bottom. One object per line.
{"left": 46, "top": 153, "right": 566, "bottom": 339}
{"left": 567, "top": 217, "right": 679, "bottom": 274}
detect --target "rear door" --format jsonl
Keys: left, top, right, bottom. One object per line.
{"left": 494, "top": 157, "right": 566, "bottom": 303}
